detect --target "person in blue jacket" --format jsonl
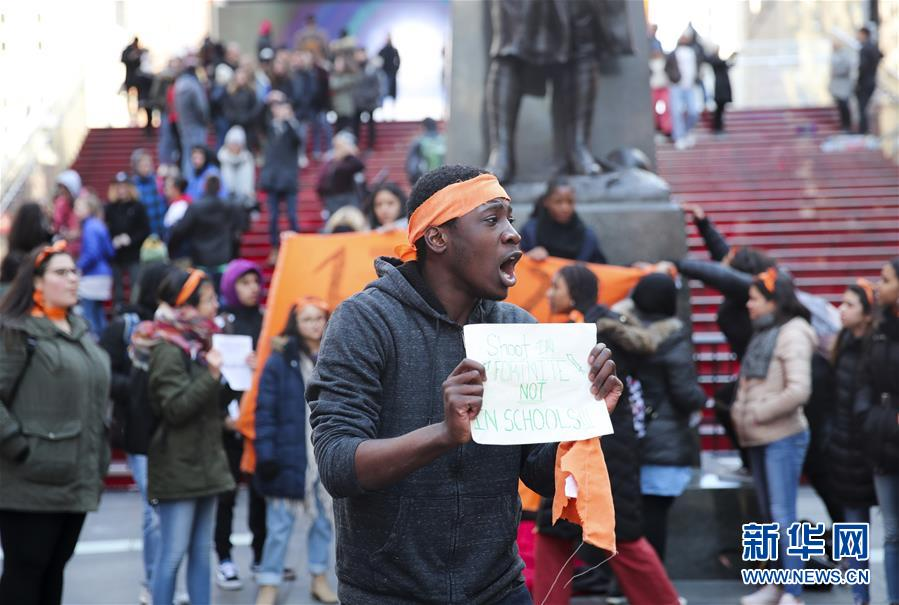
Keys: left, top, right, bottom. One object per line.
{"left": 74, "top": 193, "right": 115, "bottom": 337}
{"left": 185, "top": 146, "right": 227, "bottom": 202}
{"left": 254, "top": 298, "right": 337, "bottom": 605}
{"left": 520, "top": 179, "right": 607, "bottom": 264}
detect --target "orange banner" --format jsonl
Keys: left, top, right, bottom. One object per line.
{"left": 236, "top": 231, "right": 646, "bottom": 472}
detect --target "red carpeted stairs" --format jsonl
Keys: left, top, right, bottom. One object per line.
{"left": 657, "top": 107, "right": 899, "bottom": 449}
{"left": 71, "top": 107, "right": 898, "bottom": 470}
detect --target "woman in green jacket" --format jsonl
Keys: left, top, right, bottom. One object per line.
{"left": 0, "top": 241, "right": 111, "bottom": 605}
{"left": 130, "top": 268, "right": 234, "bottom": 605}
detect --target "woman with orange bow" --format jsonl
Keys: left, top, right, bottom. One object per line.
{"left": 254, "top": 297, "right": 337, "bottom": 605}
{"left": 0, "top": 242, "right": 111, "bottom": 605}
{"left": 829, "top": 279, "right": 876, "bottom": 605}
{"left": 732, "top": 269, "right": 816, "bottom": 605}
{"left": 136, "top": 268, "right": 234, "bottom": 605}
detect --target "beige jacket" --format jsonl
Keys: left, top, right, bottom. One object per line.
{"left": 731, "top": 317, "right": 817, "bottom": 447}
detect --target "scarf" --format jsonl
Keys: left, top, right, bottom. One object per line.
{"left": 741, "top": 313, "right": 780, "bottom": 379}
{"left": 535, "top": 208, "right": 586, "bottom": 260}
{"left": 30, "top": 289, "right": 68, "bottom": 321}
{"left": 129, "top": 303, "right": 218, "bottom": 370}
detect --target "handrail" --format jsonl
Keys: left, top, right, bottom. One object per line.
{"left": 0, "top": 79, "right": 87, "bottom": 214}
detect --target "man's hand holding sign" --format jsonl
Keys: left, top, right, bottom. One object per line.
{"left": 451, "top": 324, "right": 619, "bottom": 445}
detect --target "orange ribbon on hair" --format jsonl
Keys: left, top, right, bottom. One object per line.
{"left": 758, "top": 267, "right": 778, "bottom": 293}
{"left": 856, "top": 278, "right": 875, "bottom": 307}
{"left": 395, "top": 173, "right": 510, "bottom": 262}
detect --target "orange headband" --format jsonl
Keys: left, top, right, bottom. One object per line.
{"left": 757, "top": 267, "right": 778, "bottom": 294}
{"left": 35, "top": 240, "right": 67, "bottom": 268}
{"left": 296, "top": 296, "right": 329, "bottom": 314}
{"left": 175, "top": 270, "right": 207, "bottom": 306}
{"left": 395, "top": 173, "right": 510, "bottom": 262}
{"left": 856, "top": 278, "right": 875, "bottom": 307}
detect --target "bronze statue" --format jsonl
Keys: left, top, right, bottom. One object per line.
{"left": 486, "top": 0, "right": 634, "bottom": 183}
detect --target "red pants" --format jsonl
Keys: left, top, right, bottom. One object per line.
{"left": 532, "top": 534, "right": 680, "bottom": 605}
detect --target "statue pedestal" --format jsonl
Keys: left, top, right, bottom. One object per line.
{"left": 509, "top": 173, "right": 684, "bottom": 266}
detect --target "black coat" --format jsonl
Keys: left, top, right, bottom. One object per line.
{"left": 259, "top": 118, "right": 302, "bottom": 193}
{"left": 676, "top": 216, "right": 754, "bottom": 360}
{"left": 222, "top": 87, "right": 259, "bottom": 130}
{"left": 706, "top": 55, "right": 733, "bottom": 104}
{"left": 105, "top": 199, "right": 150, "bottom": 265}
{"left": 618, "top": 300, "right": 706, "bottom": 468}
{"left": 168, "top": 194, "right": 236, "bottom": 267}
{"left": 828, "top": 330, "right": 876, "bottom": 507}
{"left": 291, "top": 69, "right": 318, "bottom": 122}
{"left": 857, "top": 41, "right": 883, "bottom": 92}
{"left": 856, "top": 315, "right": 899, "bottom": 474}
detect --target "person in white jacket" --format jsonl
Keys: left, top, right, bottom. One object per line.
{"left": 217, "top": 126, "right": 257, "bottom": 253}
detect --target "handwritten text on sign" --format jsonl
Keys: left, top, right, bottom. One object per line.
{"left": 463, "top": 323, "right": 614, "bottom": 445}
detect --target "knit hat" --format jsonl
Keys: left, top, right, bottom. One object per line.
{"left": 224, "top": 125, "right": 247, "bottom": 148}
{"left": 220, "top": 259, "right": 262, "bottom": 308}
{"left": 56, "top": 169, "right": 82, "bottom": 198}
{"left": 632, "top": 273, "right": 678, "bottom": 318}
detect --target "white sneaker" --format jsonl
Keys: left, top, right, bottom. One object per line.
{"left": 776, "top": 594, "right": 803, "bottom": 605}
{"left": 674, "top": 138, "right": 691, "bottom": 151}
{"left": 174, "top": 591, "right": 190, "bottom": 605}
{"left": 138, "top": 584, "right": 151, "bottom": 605}
{"left": 216, "top": 560, "right": 243, "bottom": 590}
{"left": 741, "top": 584, "right": 782, "bottom": 605}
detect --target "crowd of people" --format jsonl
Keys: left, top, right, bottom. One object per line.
{"left": 0, "top": 17, "right": 895, "bottom": 605}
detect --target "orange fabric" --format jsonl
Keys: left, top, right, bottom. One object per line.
{"left": 236, "top": 230, "right": 646, "bottom": 473}
{"left": 519, "top": 482, "right": 542, "bottom": 513}
{"left": 175, "top": 269, "right": 206, "bottom": 307}
{"left": 395, "top": 173, "right": 510, "bottom": 262}
{"left": 30, "top": 289, "right": 68, "bottom": 321}
{"left": 552, "top": 438, "right": 616, "bottom": 552}
{"left": 34, "top": 240, "right": 67, "bottom": 268}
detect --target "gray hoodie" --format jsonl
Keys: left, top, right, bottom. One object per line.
{"left": 308, "top": 258, "right": 557, "bottom": 604}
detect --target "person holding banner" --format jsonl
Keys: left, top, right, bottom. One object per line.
{"left": 614, "top": 272, "right": 707, "bottom": 563}
{"left": 520, "top": 179, "right": 607, "bottom": 264}
{"left": 534, "top": 265, "right": 681, "bottom": 605}
{"left": 308, "top": 165, "right": 623, "bottom": 604}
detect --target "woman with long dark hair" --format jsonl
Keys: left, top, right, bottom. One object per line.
{"left": 0, "top": 242, "right": 111, "bottom": 605}
{"left": 365, "top": 182, "right": 408, "bottom": 231}
{"left": 132, "top": 268, "right": 235, "bottom": 605}
{"left": 0, "top": 201, "right": 53, "bottom": 295}
{"left": 829, "top": 280, "right": 877, "bottom": 605}
{"left": 732, "top": 270, "right": 815, "bottom": 605}
{"left": 520, "top": 179, "right": 607, "bottom": 263}
{"left": 856, "top": 258, "right": 899, "bottom": 605}
{"left": 254, "top": 297, "right": 337, "bottom": 605}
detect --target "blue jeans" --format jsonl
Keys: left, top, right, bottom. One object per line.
{"left": 79, "top": 299, "right": 106, "bottom": 339}
{"left": 874, "top": 473, "right": 899, "bottom": 602}
{"left": 669, "top": 85, "right": 699, "bottom": 142}
{"left": 157, "top": 115, "right": 178, "bottom": 166}
{"left": 308, "top": 485, "right": 333, "bottom": 575}
{"left": 258, "top": 485, "right": 333, "bottom": 585}
{"left": 310, "top": 111, "right": 332, "bottom": 155}
{"left": 747, "top": 430, "right": 810, "bottom": 598}
{"left": 843, "top": 505, "right": 871, "bottom": 603}
{"left": 152, "top": 496, "right": 216, "bottom": 605}
{"left": 266, "top": 190, "right": 299, "bottom": 247}
{"left": 126, "top": 454, "right": 160, "bottom": 588}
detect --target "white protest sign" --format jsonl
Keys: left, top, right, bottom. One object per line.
{"left": 212, "top": 334, "right": 253, "bottom": 391}
{"left": 463, "top": 323, "right": 613, "bottom": 445}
